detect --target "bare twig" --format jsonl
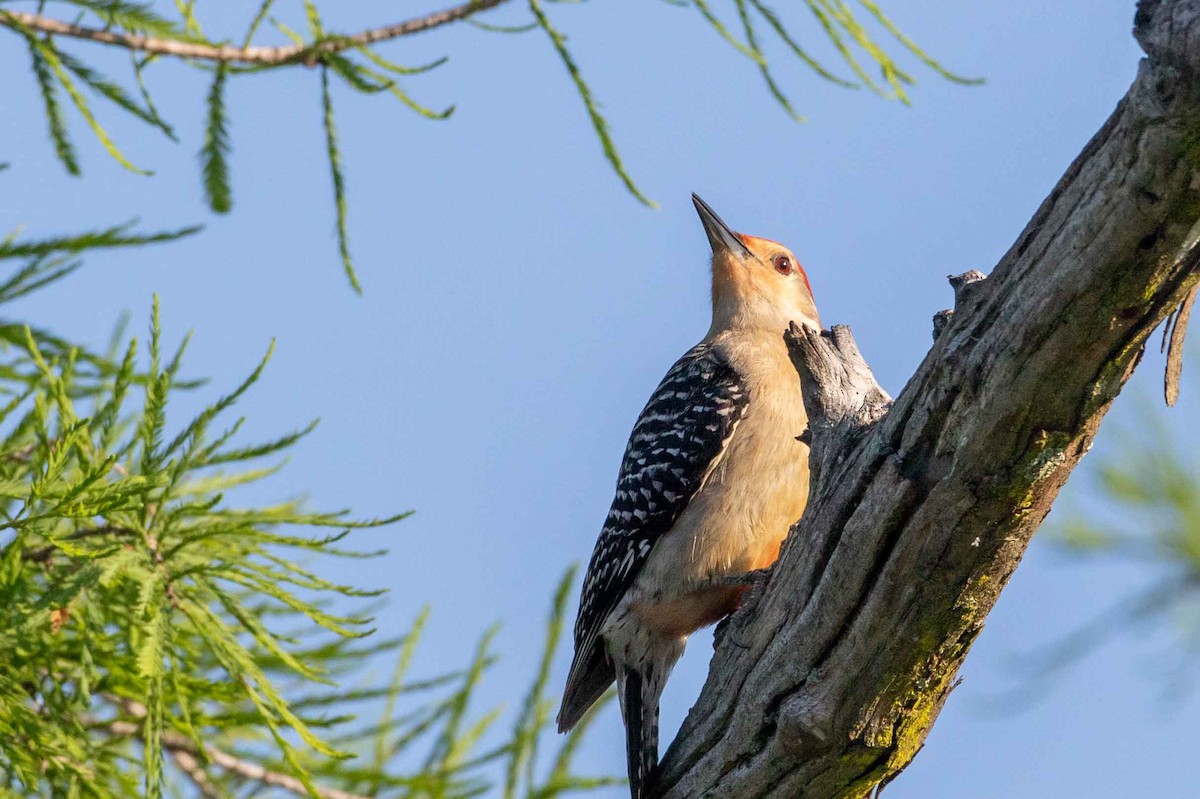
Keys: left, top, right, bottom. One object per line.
{"left": 190, "top": 740, "right": 366, "bottom": 799}
{"left": 0, "top": 0, "right": 511, "bottom": 66}
{"left": 169, "top": 749, "right": 221, "bottom": 799}
{"left": 100, "top": 698, "right": 370, "bottom": 799}
{"left": 3, "top": 443, "right": 37, "bottom": 463}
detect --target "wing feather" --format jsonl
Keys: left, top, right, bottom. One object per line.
{"left": 558, "top": 342, "right": 748, "bottom": 730}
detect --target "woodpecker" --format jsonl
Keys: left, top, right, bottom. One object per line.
{"left": 557, "top": 195, "right": 819, "bottom": 799}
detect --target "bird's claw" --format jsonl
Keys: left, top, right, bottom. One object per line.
{"left": 711, "top": 566, "right": 774, "bottom": 650}
{"left": 706, "top": 567, "right": 773, "bottom": 590}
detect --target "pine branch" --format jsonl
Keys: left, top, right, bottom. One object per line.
{"left": 0, "top": 1, "right": 512, "bottom": 66}
{"left": 102, "top": 700, "right": 371, "bottom": 799}
{"left": 529, "top": 0, "right": 656, "bottom": 207}
{"left": 0, "top": 261, "right": 611, "bottom": 797}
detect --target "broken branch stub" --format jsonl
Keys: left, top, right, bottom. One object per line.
{"left": 785, "top": 323, "right": 891, "bottom": 483}
{"left": 1163, "top": 283, "right": 1196, "bottom": 405}
{"left": 932, "top": 270, "right": 988, "bottom": 341}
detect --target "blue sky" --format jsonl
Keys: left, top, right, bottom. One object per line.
{"left": 2, "top": 0, "right": 1198, "bottom": 796}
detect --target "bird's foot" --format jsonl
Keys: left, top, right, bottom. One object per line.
{"left": 705, "top": 567, "right": 773, "bottom": 590}
{"left": 711, "top": 566, "right": 774, "bottom": 651}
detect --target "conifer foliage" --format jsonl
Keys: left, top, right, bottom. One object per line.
{"left": 0, "top": 229, "right": 618, "bottom": 798}
{"left": 0, "top": 0, "right": 974, "bottom": 291}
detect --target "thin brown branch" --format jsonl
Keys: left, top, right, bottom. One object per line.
{"left": 169, "top": 749, "right": 221, "bottom": 799}
{"left": 21, "top": 524, "right": 135, "bottom": 564}
{"left": 100, "top": 697, "right": 370, "bottom": 799}
{"left": 191, "top": 740, "right": 367, "bottom": 799}
{"left": 3, "top": 442, "right": 37, "bottom": 463}
{"left": 0, "top": 0, "right": 510, "bottom": 66}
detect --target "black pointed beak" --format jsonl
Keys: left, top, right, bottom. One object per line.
{"left": 692, "top": 193, "right": 753, "bottom": 259}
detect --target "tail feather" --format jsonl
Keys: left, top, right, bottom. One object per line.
{"left": 558, "top": 641, "right": 615, "bottom": 733}
{"left": 618, "top": 667, "right": 660, "bottom": 799}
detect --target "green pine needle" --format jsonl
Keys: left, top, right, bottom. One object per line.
{"left": 529, "top": 0, "right": 656, "bottom": 208}
{"left": 749, "top": 0, "right": 857, "bottom": 88}
{"left": 141, "top": 675, "right": 164, "bottom": 799}
{"left": 303, "top": 0, "right": 325, "bottom": 38}
{"left": 354, "top": 46, "right": 448, "bottom": 76}
{"left": 270, "top": 16, "right": 306, "bottom": 46}
{"left": 320, "top": 67, "right": 361, "bottom": 293}
{"left": 243, "top": 0, "right": 277, "bottom": 47}
{"left": 24, "top": 32, "right": 79, "bottom": 176}
{"left": 505, "top": 565, "right": 577, "bottom": 798}
{"left": 174, "top": 0, "right": 202, "bottom": 37}
{"left": 201, "top": 63, "right": 233, "bottom": 214}
{"left": 129, "top": 53, "right": 178, "bottom": 141}
{"left": 0, "top": 256, "right": 82, "bottom": 305}
{"left": 856, "top": 0, "right": 982, "bottom": 85}
{"left": 63, "top": 0, "right": 186, "bottom": 38}
{"left": 57, "top": 49, "right": 176, "bottom": 140}
{"left": 818, "top": 0, "right": 914, "bottom": 102}
{"left": 351, "top": 57, "right": 455, "bottom": 120}
{"left": 26, "top": 35, "right": 153, "bottom": 174}
{"left": 802, "top": 0, "right": 892, "bottom": 97}
{"left": 0, "top": 223, "right": 200, "bottom": 260}
{"left": 325, "top": 54, "right": 391, "bottom": 94}
{"left": 735, "top": 0, "right": 804, "bottom": 122}
{"left": 692, "top": 0, "right": 766, "bottom": 65}
{"left": 202, "top": 418, "right": 319, "bottom": 466}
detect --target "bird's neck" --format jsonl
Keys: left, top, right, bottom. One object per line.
{"left": 705, "top": 305, "right": 817, "bottom": 342}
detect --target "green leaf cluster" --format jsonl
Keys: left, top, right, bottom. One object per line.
{"left": 0, "top": 231, "right": 617, "bottom": 798}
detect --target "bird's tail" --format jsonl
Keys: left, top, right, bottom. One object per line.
{"left": 618, "top": 666, "right": 661, "bottom": 799}
{"left": 558, "top": 639, "right": 615, "bottom": 734}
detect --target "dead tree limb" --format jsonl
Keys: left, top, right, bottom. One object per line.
{"left": 657, "top": 1, "right": 1200, "bottom": 796}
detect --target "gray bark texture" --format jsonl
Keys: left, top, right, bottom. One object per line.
{"left": 656, "top": 2, "right": 1200, "bottom": 797}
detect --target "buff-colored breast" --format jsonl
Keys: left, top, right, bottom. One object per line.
{"left": 628, "top": 329, "right": 811, "bottom": 639}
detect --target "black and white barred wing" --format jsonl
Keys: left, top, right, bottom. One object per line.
{"left": 558, "top": 342, "right": 748, "bottom": 731}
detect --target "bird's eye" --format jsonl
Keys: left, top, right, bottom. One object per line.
{"left": 773, "top": 256, "right": 792, "bottom": 275}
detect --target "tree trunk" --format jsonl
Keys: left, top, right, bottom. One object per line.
{"left": 656, "top": 1, "right": 1200, "bottom": 796}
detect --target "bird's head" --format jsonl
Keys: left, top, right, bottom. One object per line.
{"left": 692, "top": 193, "right": 820, "bottom": 335}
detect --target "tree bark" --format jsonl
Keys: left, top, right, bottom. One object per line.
{"left": 656, "top": 1, "right": 1200, "bottom": 796}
